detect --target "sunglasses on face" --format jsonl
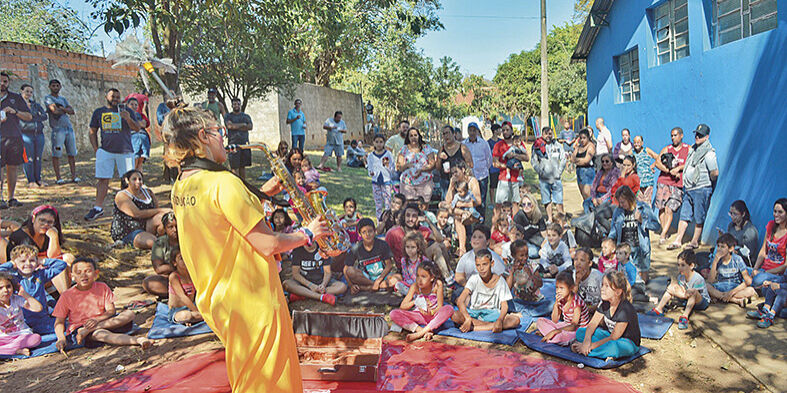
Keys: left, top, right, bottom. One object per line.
{"left": 522, "top": 201, "right": 533, "bottom": 207}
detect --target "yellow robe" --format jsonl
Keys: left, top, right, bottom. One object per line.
{"left": 172, "top": 170, "right": 301, "bottom": 392}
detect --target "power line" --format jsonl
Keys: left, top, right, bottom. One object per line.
{"left": 442, "top": 14, "right": 539, "bottom": 20}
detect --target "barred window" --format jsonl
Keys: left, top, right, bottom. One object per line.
{"left": 715, "top": 0, "right": 778, "bottom": 46}
{"left": 654, "top": 0, "right": 689, "bottom": 65}
{"left": 617, "top": 48, "right": 640, "bottom": 103}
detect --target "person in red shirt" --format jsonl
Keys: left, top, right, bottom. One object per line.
{"left": 385, "top": 203, "right": 454, "bottom": 285}
{"left": 492, "top": 122, "right": 529, "bottom": 205}
{"left": 603, "top": 156, "right": 640, "bottom": 205}
{"left": 653, "top": 127, "right": 690, "bottom": 244}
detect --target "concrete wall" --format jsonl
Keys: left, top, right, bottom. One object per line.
{"left": 584, "top": 1, "right": 787, "bottom": 241}
{"left": 0, "top": 41, "right": 145, "bottom": 153}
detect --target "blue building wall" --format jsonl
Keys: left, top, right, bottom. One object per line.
{"left": 585, "top": 0, "right": 787, "bottom": 242}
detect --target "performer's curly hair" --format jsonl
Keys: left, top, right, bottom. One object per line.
{"left": 161, "top": 105, "right": 216, "bottom": 168}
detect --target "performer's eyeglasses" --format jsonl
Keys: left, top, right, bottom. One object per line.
{"left": 202, "top": 125, "right": 226, "bottom": 138}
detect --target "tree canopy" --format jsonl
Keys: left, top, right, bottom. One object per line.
{"left": 0, "top": 0, "right": 91, "bottom": 53}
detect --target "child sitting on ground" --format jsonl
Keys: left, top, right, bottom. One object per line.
{"left": 168, "top": 249, "right": 203, "bottom": 325}
{"left": 377, "top": 193, "right": 406, "bottom": 235}
{"left": 538, "top": 223, "right": 573, "bottom": 278}
{"left": 553, "top": 212, "right": 577, "bottom": 259}
{"left": 707, "top": 233, "right": 756, "bottom": 307}
{"left": 614, "top": 243, "right": 648, "bottom": 302}
{"left": 415, "top": 196, "right": 437, "bottom": 227}
{"left": 345, "top": 218, "right": 401, "bottom": 293}
{"left": 571, "top": 271, "right": 641, "bottom": 359}
{"left": 339, "top": 198, "right": 362, "bottom": 243}
{"left": 747, "top": 273, "right": 786, "bottom": 328}
{"left": 451, "top": 181, "right": 483, "bottom": 223}
{"left": 284, "top": 241, "right": 347, "bottom": 306}
{"left": 0, "top": 272, "right": 43, "bottom": 356}
{"left": 490, "top": 217, "right": 510, "bottom": 253}
{"left": 452, "top": 249, "right": 519, "bottom": 333}
{"left": 397, "top": 232, "right": 430, "bottom": 296}
{"left": 292, "top": 170, "right": 308, "bottom": 195}
{"left": 536, "top": 270, "right": 589, "bottom": 345}
{"left": 598, "top": 238, "right": 618, "bottom": 273}
{"left": 0, "top": 245, "right": 66, "bottom": 334}
{"left": 506, "top": 240, "right": 543, "bottom": 303}
{"left": 53, "top": 258, "right": 151, "bottom": 351}
{"left": 301, "top": 157, "right": 320, "bottom": 191}
{"left": 270, "top": 209, "right": 294, "bottom": 233}
{"left": 436, "top": 208, "right": 456, "bottom": 253}
{"left": 499, "top": 225, "right": 525, "bottom": 261}
{"left": 390, "top": 261, "right": 453, "bottom": 342}
{"left": 647, "top": 250, "right": 710, "bottom": 330}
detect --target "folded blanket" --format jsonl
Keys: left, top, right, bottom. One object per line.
{"left": 147, "top": 302, "right": 213, "bottom": 339}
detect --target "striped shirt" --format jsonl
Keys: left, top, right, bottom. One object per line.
{"left": 560, "top": 294, "right": 590, "bottom": 327}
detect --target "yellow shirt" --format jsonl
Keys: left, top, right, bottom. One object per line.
{"left": 172, "top": 170, "right": 301, "bottom": 393}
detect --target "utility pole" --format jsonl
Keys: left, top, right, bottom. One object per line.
{"left": 540, "top": 0, "right": 549, "bottom": 130}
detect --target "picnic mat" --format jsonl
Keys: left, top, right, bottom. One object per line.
{"left": 637, "top": 313, "right": 673, "bottom": 340}
{"left": 0, "top": 332, "right": 82, "bottom": 360}
{"left": 434, "top": 315, "right": 534, "bottom": 345}
{"left": 78, "top": 341, "right": 642, "bottom": 392}
{"left": 147, "top": 302, "right": 213, "bottom": 339}
{"left": 518, "top": 332, "right": 651, "bottom": 369}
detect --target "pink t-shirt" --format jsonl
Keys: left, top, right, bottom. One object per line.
{"left": 52, "top": 282, "right": 115, "bottom": 334}
{"left": 762, "top": 220, "right": 787, "bottom": 271}
{"left": 0, "top": 295, "right": 32, "bottom": 336}
{"left": 598, "top": 255, "right": 618, "bottom": 273}
{"left": 657, "top": 143, "right": 690, "bottom": 188}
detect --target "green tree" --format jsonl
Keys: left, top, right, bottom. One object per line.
{"left": 494, "top": 22, "right": 587, "bottom": 119}
{"left": 0, "top": 0, "right": 91, "bottom": 52}
{"left": 461, "top": 74, "right": 504, "bottom": 120}
{"left": 573, "top": 0, "right": 594, "bottom": 23}
{"left": 177, "top": 3, "right": 301, "bottom": 111}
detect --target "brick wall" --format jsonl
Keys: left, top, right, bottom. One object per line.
{"left": 0, "top": 41, "right": 154, "bottom": 153}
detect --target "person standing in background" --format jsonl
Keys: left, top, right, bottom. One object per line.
{"left": 594, "top": 117, "right": 613, "bottom": 170}
{"left": 225, "top": 98, "right": 254, "bottom": 180}
{"left": 463, "top": 122, "right": 492, "bottom": 217}
{"left": 317, "top": 111, "right": 347, "bottom": 172}
{"left": 286, "top": 99, "right": 306, "bottom": 152}
{"left": 198, "top": 88, "right": 226, "bottom": 121}
{"left": 19, "top": 84, "right": 47, "bottom": 187}
{"left": 44, "top": 79, "right": 79, "bottom": 185}
{"left": 0, "top": 72, "right": 32, "bottom": 209}
{"left": 487, "top": 123, "right": 502, "bottom": 208}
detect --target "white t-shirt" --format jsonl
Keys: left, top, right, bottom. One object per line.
{"left": 464, "top": 274, "right": 513, "bottom": 310}
{"left": 538, "top": 241, "right": 573, "bottom": 272}
{"left": 596, "top": 126, "right": 612, "bottom": 155}
{"left": 456, "top": 248, "right": 507, "bottom": 279}
{"left": 574, "top": 268, "right": 603, "bottom": 307}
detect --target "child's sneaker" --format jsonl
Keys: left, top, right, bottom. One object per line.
{"left": 645, "top": 308, "right": 662, "bottom": 317}
{"left": 746, "top": 309, "right": 763, "bottom": 320}
{"left": 395, "top": 282, "right": 410, "bottom": 296}
{"left": 289, "top": 293, "right": 306, "bottom": 302}
{"left": 677, "top": 316, "right": 689, "bottom": 330}
{"left": 757, "top": 312, "right": 775, "bottom": 328}
{"left": 320, "top": 293, "right": 336, "bottom": 306}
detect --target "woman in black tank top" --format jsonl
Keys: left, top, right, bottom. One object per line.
{"left": 437, "top": 125, "right": 473, "bottom": 197}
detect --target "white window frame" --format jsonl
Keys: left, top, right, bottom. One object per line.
{"left": 654, "top": 0, "right": 689, "bottom": 65}
{"left": 617, "top": 48, "right": 640, "bottom": 103}
{"left": 714, "top": 0, "right": 778, "bottom": 46}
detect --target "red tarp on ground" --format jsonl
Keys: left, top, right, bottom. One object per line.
{"left": 77, "top": 341, "right": 640, "bottom": 393}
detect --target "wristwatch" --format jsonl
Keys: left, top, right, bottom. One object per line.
{"left": 298, "top": 227, "right": 314, "bottom": 247}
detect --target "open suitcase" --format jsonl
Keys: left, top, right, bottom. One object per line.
{"left": 292, "top": 310, "right": 388, "bottom": 382}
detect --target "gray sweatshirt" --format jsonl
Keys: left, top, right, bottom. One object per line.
{"left": 532, "top": 139, "right": 567, "bottom": 183}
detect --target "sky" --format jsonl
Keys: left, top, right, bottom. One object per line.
{"left": 417, "top": 0, "right": 578, "bottom": 79}
{"left": 70, "top": 0, "right": 578, "bottom": 78}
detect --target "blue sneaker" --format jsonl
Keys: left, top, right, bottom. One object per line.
{"left": 645, "top": 308, "right": 662, "bottom": 317}
{"left": 677, "top": 316, "right": 689, "bottom": 330}
{"left": 757, "top": 313, "right": 775, "bottom": 328}
{"left": 746, "top": 309, "right": 763, "bottom": 320}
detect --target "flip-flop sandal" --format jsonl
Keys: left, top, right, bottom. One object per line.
{"left": 666, "top": 243, "right": 681, "bottom": 250}
{"left": 125, "top": 299, "right": 155, "bottom": 311}
{"left": 684, "top": 243, "right": 699, "bottom": 250}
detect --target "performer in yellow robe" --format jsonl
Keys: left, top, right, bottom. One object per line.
{"left": 162, "top": 106, "right": 329, "bottom": 393}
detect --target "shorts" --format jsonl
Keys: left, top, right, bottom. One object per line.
{"left": 539, "top": 180, "right": 563, "bottom": 204}
{"left": 0, "top": 137, "right": 24, "bottom": 166}
{"left": 228, "top": 148, "right": 252, "bottom": 169}
{"left": 489, "top": 173, "right": 499, "bottom": 190}
{"left": 122, "top": 229, "right": 145, "bottom": 245}
{"left": 654, "top": 183, "right": 684, "bottom": 212}
{"left": 576, "top": 166, "right": 596, "bottom": 185}
{"left": 467, "top": 308, "right": 501, "bottom": 323}
{"left": 677, "top": 296, "right": 710, "bottom": 311}
{"left": 495, "top": 180, "right": 521, "bottom": 204}
{"left": 131, "top": 132, "right": 151, "bottom": 159}
{"left": 711, "top": 281, "right": 740, "bottom": 293}
{"left": 67, "top": 320, "right": 134, "bottom": 348}
{"left": 679, "top": 186, "right": 713, "bottom": 224}
{"left": 95, "top": 148, "right": 135, "bottom": 179}
{"left": 323, "top": 143, "right": 344, "bottom": 157}
{"left": 363, "top": 269, "right": 394, "bottom": 282}
{"left": 168, "top": 306, "right": 190, "bottom": 324}
{"left": 51, "top": 127, "right": 78, "bottom": 157}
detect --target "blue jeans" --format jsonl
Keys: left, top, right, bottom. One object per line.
{"left": 752, "top": 271, "right": 782, "bottom": 288}
{"left": 21, "top": 131, "right": 44, "bottom": 184}
{"left": 575, "top": 327, "right": 639, "bottom": 359}
{"left": 478, "top": 176, "right": 489, "bottom": 218}
{"left": 764, "top": 286, "right": 787, "bottom": 317}
{"left": 292, "top": 134, "right": 305, "bottom": 152}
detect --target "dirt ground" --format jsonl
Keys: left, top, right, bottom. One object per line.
{"left": 0, "top": 146, "right": 773, "bottom": 392}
